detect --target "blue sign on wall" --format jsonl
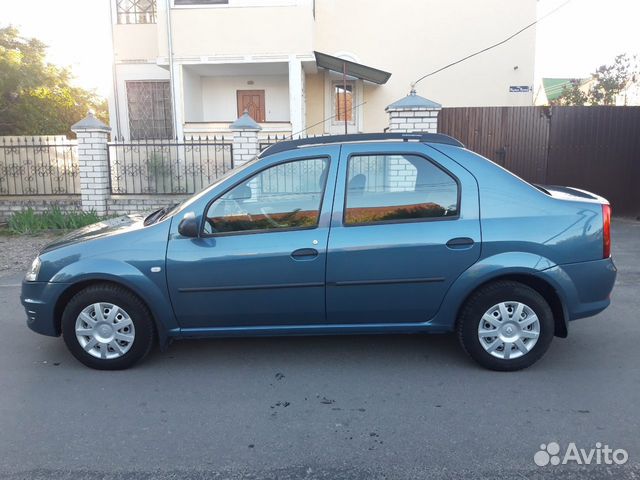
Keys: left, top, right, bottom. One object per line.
{"left": 510, "top": 86, "right": 532, "bottom": 93}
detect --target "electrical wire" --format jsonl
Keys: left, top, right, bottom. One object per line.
{"left": 289, "top": 101, "right": 367, "bottom": 138}
{"left": 289, "top": 2, "right": 572, "bottom": 140}
{"left": 413, "top": 0, "right": 573, "bottom": 87}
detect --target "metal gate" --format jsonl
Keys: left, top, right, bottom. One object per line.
{"left": 438, "top": 106, "right": 640, "bottom": 215}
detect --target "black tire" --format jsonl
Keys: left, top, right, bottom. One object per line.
{"left": 457, "top": 280, "right": 554, "bottom": 371}
{"left": 61, "top": 284, "right": 155, "bottom": 370}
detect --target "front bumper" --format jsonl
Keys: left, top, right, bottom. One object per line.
{"left": 20, "top": 281, "right": 70, "bottom": 337}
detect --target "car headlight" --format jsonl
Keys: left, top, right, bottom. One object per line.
{"left": 25, "top": 257, "right": 41, "bottom": 282}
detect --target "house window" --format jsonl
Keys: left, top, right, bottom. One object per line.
{"left": 333, "top": 82, "right": 354, "bottom": 123}
{"left": 126, "top": 81, "right": 173, "bottom": 140}
{"left": 174, "top": 0, "right": 229, "bottom": 5}
{"left": 344, "top": 154, "right": 459, "bottom": 225}
{"left": 116, "top": 0, "right": 157, "bottom": 24}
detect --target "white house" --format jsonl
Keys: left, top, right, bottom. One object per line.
{"left": 108, "top": 0, "right": 537, "bottom": 140}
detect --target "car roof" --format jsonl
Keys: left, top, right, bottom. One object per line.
{"left": 258, "top": 133, "right": 464, "bottom": 158}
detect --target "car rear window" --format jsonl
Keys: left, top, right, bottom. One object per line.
{"left": 344, "top": 154, "right": 459, "bottom": 225}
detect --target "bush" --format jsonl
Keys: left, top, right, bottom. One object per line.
{"left": 7, "top": 207, "right": 102, "bottom": 235}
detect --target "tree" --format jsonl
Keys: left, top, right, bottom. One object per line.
{"left": 0, "top": 26, "right": 108, "bottom": 136}
{"left": 553, "top": 79, "right": 588, "bottom": 106}
{"left": 553, "top": 54, "right": 639, "bottom": 106}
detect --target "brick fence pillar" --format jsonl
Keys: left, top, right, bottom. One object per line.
{"left": 230, "top": 110, "right": 261, "bottom": 167}
{"left": 71, "top": 113, "right": 111, "bottom": 216}
{"left": 386, "top": 89, "right": 442, "bottom": 133}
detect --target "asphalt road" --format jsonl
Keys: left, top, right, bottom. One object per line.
{"left": 0, "top": 219, "right": 639, "bottom": 479}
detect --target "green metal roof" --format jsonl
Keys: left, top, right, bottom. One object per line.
{"left": 542, "top": 77, "right": 588, "bottom": 101}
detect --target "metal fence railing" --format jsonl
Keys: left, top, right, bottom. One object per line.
{"left": 259, "top": 134, "right": 290, "bottom": 152}
{"left": 0, "top": 136, "right": 79, "bottom": 195}
{"left": 108, "top": 136, "right": 233, "bottom": 194}
{"left": 348, "top": 155, "right": 388, "bottom": 192}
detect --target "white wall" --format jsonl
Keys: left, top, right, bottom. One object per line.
{"left": 183, "top": 67, "right": 203, "bottom": 122}
{"left": 313, "top": 0, "right": 537, "bottom": 132}
{"left": 201, "top": 75, "right": 290, "bottom": 122}
{"left": 111, "top": 0, "right": 537, "bottom": 134}
{"left": 167, "top": 3, "right": 314, "bottom": 58}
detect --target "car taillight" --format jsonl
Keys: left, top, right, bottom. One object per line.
{"left": 602, "top": 204, "right": 611, "bottom": 258}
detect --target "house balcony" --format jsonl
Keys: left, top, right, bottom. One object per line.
{"left": 177, "top": 60, "right": 309, "bottom": 140}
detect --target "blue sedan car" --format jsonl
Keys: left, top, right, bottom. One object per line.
{"left": 21, "top": 133, "right": 616, "bottom": 370}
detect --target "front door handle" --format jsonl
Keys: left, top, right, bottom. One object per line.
{"left": 446, "top": 237, "right": 475, "bottom": 249}
{"left": 291, "top": 248, "right": 319, "bottom": 260}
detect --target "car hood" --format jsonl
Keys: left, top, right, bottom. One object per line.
{"left": 41, "top": 214, "right": 147, "bottom": 254}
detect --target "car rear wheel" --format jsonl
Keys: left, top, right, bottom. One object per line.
{"left": 62, "top": 284, "right": 154, "bottom": 370}
{"left": 457, "top": 281, "right": 554, "bottom": 371}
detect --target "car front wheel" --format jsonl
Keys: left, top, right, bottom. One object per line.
{"left": 61, "top": 284, "right": 155, "bottom": 370}
{"left": 457, "top": 281, "right": 554, "bottom": 371}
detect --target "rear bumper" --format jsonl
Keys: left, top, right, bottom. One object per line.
{"left": 20, "top": 281, "right": 69, "bottom": 337}
{"left": 547, "top": 257, "right": 617, "bottom": 321}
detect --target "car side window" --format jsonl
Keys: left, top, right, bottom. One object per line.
{"left": 344, "top": 154, "right": 458, "bottom": 225}
{"left": 204, "top": 157, "right": 329, "bottom": 235}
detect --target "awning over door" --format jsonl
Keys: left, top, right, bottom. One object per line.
{"left": 313, "top": 51, "right": 392, "bottom": 85}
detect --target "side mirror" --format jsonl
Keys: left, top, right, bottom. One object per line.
{"left": 178, "top": 212, "right": 199, "bottom": 238}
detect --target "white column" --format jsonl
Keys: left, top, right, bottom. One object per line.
{"left": 387, "top": 108, "right": 441, "bottom": 134}
{"left": 230, "top": 111, "right": 262, "bottom": 167}
{"left": 172, "top": 63, "right": 185, "bottom": 139}
{"left": 386, "top": 90, "right": 442, "bottom": 134}
{"left": 71, "top": 113, "right": 111, "bottom": 216}
{"left": 232, "top": 130, "right": 260, "bottom": 167}
{"left": 288, "top": 56, "right": 304, "bottom": 136}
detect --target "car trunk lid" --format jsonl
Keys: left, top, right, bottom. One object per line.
{"left": 534, "top": 184, "right": 609, "bottom": 204}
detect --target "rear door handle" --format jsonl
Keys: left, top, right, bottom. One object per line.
{"left": 291, "top": 248, "right": 319, "bottom": 260}
{"left": 446, "top": 237, "right": 475, "bottom": 249}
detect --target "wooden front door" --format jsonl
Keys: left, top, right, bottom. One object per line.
{"left": 237, "top": 90, "right": 266, "bottom": 122}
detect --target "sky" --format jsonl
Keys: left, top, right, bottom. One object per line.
{"left": 535, "top": 0, "right": 640, "bottom": 78}
{"left": 2, "top": 0, "right": 113, "bottom": 95}
{"left": 1, "top": 0, "right": 639, "bottom": 97}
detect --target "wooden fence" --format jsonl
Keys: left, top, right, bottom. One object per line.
{"left": 438, "top": 106, "right": 640, "bottom": 215}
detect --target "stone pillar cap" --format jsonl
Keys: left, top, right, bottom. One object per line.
{"left": 229, "top": 110, "right": 262, "bottom": 131}
{"left": 71, "top": 112, "right": 111, "bottom": 132}
{"left": 386, "top": 89, "right": 441, "bottom": 111}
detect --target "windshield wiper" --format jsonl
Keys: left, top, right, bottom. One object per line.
{"left": 156, "top": 203, "right": 181, "bottom": 222}
{"left": 143, "top": 203, "right": 179, "bottom": 226}
{"left": 144, "top": 208, "right": 164, "bottom": 226}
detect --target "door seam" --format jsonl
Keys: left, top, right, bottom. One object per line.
{"left": 324, "top": 145, "right": 343, "bottom": 322}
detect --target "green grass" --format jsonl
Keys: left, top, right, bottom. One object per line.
{"left": 7, "top": 207, "right": 103, "bottom": 235}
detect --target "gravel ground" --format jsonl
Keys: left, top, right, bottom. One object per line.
{"left": 0, "top": 231, "right": 62, "bottom": 279}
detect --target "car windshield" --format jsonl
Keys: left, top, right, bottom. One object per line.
{"left": 160, "top": 156, "right": 259, "bottom": 221}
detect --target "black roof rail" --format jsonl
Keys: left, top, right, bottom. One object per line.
{"left": 258, "top": 132, "right": 464, "bottom": 157}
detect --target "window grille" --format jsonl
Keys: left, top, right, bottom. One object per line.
{"left": 116, "top": 0, "right": 157, "bottom": 24}
{"left": 126, "top": 81, "right": 173, "bottom": 140}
